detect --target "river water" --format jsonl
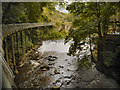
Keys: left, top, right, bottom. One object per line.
{"left": 15, "top": 39, "right": 120, "bottom": 88}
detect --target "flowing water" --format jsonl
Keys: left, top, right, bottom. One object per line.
{"left": 15, "top": 39, "right": 120, "bottom": 88}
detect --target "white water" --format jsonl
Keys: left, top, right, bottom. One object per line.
{"left": 38, "top": 39, "right": 72, "bottom": 53}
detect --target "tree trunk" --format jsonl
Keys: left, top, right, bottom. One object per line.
{"left": 89, "top": 33, "right": 95, "bottom": 63}
{"left": 96, "top": 3, "right": 104, "bottom": 66}
{"left": 2, "top": 2, "right": 12, "bottom": 24}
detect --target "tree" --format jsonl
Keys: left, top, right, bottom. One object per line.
{"left": 2, "top": 2, "right": 57, "bottom": 24}
{"left": 66, "top": 2, "right": 119, "bottom": 66}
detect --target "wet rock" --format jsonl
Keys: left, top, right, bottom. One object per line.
{"left": 55, "top": 80, "right": 60, "bottom": 83}
{"left": 41, "top": 68, "right": 48, "bottom": 71}
{"left": 65, "top": 80, "right": 71, "bottom": 85}
{"left": 31, "top": 83, "right": 34, "bottom": 87}
{"left": 53, "top": 56, "right": 57, "bottom": 59}
{"left": 67, "top": 69, "right": 71, "bottom": 71}
{"left": 48, "top": 56, "right": 57, "bottom": 58}
{"left": 64, "top": 76, "right": 72, "bottom": 79}
{"left": 30, "top": 60, "right": 40, "bottom": 67}
{"left": 32, "top": 57, "right": 40, "bottom": 60}
{"left": 72, "top": 77, "right": 75, "bottom": 80}
{"left": 66, "top": 82, "right": 70, "bottom": 85}
{"left": 48, "top": 63, "right": 53, "bottom": 66}
{"left": 40, "top": 65, "right": 49, "bottom": 71}
{"left": 76, "top": 69, "right": 79, "bottom": 71}
{"left": 48, "top": 56, "right": 53, "bottom": 58}
{"left": 65, "top": 59, "right": 67, "bottom": 61}
{"left": 59, "top": 65, "right": 64, "bottom": 68}
{"left": 54, "top": 69, "right": 60, "bottom": 74}
{"left": 48, "top": 62, "right": 55, "bottom": 66}
{"left": 76, "top": 86, "right": 79, "bottom": 88}
{"left": 30, "top": 52, "right": 40, "bottom": 60}
{"left": 34, "top": 52, "right": 40, "bottom": 57}
{"left": 47, "top": 56, "right": 57, "bottom": 61}
{"left": 50, "top": 74, "right": 54, "bottom": 76}
{"left": 68, "top": 63, "right": 71, "bottom": 66}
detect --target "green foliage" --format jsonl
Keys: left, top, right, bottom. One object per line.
{"left": 66, "top": 2, "right": 119, "bottom": 68}
{"left": 78, "top": 55, "right": 92, "bottom": 69}
{"left": 40, "top": 28, "right": 67, "bottom": 40}
{"left": 45, "top": 31, "right": 63, "bottom": 40}
{"left": 2, "top": 2, "right": 56, "bottom": 24}
{"left": 66, "top": 13, "right": 74, "bottom": 22}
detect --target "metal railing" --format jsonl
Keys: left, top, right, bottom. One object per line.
{"left": 2, "top": 23, "right": 54, "bottom": 38}
{"left": 1, "top": 23, "right": 54, "bottom": 88}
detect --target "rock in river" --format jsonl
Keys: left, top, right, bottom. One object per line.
{"left": 30, "top": 52, "right": 40, "bottom": 60}
{"left": 54, "top": 69, "right": 60, "bottom": 74}
{"left": 40, "top": 65, "right": 49, "bottom": 71}
{"left": 59, "top": 65, "right": 64, "bottom": 68}
{"left": 48, "top": 62, "right": 55, "bottom": 66}
{"left": 47, "top": 56, "right": 57, "bottom": 61}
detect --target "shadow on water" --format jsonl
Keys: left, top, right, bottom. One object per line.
{"left": 15, "top": 39, "right": 120, "bottom": 88}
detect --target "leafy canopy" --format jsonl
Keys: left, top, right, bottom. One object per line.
{"left": 66, "top": 2, "right": 119, "bottom": 61}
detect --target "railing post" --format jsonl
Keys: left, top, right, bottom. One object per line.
{"left": 30, "top": 28, "right": 34, "bottom": 48}
{"left": 24, "top": 30, "right": 27, "bottom": 53}
{"left": 4, "top": 38, "right": 9, "bottom": 64}
{"left": 16, "top": 32, "right": 20, "bottom": 66}
{"left": 29, "top": 29, "right": 32, "bottom": 49}
{"left": 11, "top": 34, "right": 16, "bottom": 72}
{"left": 20, "top": 31, "right": 23, "bottom": 48}
{"left": 30, "top": 28, "right": 34, "bottom": 45}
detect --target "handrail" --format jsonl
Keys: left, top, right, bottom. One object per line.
{"left": 2, "top": 23, "right": 54, "bottom": 38}
{"left": 0, "top": 52, "right": 16, "bottom": 88}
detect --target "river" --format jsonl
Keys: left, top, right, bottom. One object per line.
{"left": 15, "top": 39, "right": 120, "bottom": 88}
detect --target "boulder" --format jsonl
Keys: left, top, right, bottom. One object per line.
{"left": 54, "top": 69, "right": 60, "bottom": 74}
{"left": 40, "top": 65, "right": 49, "bottom": 71}
{"left": 47, "top": 56, "right": 57, "bottom": 61}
